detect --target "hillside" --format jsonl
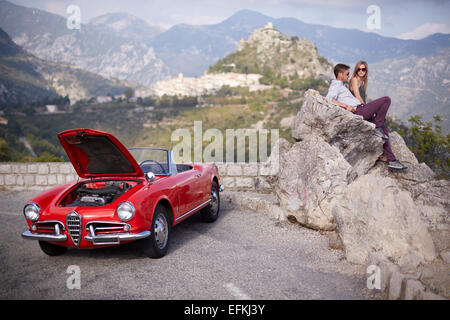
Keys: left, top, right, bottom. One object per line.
{"left": 0, "top": 27, "right": 60, "bottom": 105}
{"left": 88, "top": 12, "right": 165, "bottom": 41}
{"left": 369, "top": 51, "right": 450, "bottom": 131}
{"left": 0, "top": 0, "right": 170, "bottom": 87}
{"left": 209, "top": 23, "right": 333, "bottom": 87}
{"left": 0, "top": 27, "right": 129, "bottom": 105}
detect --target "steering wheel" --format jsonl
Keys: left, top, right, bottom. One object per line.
{"left": 139, "top": 160, "right": 167, "bottom": 174}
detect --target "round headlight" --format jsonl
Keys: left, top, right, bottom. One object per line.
{"left": 116, "top": 201, "right": 135, "bottom": 222}
{"left": 23, "top": 203, "right": 40, "bottom": 221}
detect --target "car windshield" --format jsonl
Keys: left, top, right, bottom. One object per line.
{"left": 128, "top": 148, "right": 177, "bottom": 175}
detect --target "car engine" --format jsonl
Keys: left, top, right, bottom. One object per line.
{"left": 65, "top": 181, "right": 133, "bottom": 207}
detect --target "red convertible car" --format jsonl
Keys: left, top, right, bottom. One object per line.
{"left": 21, "top": 128, "right": 223, "bottom": 258}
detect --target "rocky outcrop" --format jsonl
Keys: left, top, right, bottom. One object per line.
{"left": 292, "top": 90, "right": 384, "bottom": 180}
{"left": 332, "top": 173, "right": 437, "bottom": 269}
{"left": 272, "top": 89, "right": 449, "bottom": 299}
{"left": 275, "top": 135, "right": 351, "bottom": 230}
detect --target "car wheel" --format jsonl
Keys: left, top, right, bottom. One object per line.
{"left": 38, "top": 240, "right": 68, "bottom": 256}
{"left": 201, "top": 181, "right": 220, "bottom": 222}
{"left": 141, "top": 204, "right": 171, "bottom": 258}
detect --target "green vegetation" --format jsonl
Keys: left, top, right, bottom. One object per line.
{"left": 387, "top": 115, "right": 449, "bottom": 179}
{"left": 1, "top": 87, "right": 448, "bottom": 179}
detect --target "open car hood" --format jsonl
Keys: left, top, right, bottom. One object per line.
{"left": 58, "top": 128, "right": 144, "bottom": 178}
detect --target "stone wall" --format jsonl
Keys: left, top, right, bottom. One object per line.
{"left": 0, "top": 162, "right": 276, "bottom": 192}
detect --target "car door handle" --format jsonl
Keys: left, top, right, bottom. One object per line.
{"left": 196, "top": 173, "right": 202, "bottom": 177}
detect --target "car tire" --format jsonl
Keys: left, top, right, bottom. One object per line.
{"left": 38, "top": 240, "right": 68, "bottom": 256}
{"left": 201, "top": 181, "right": 220, "bottom": 222}
{"left": 141, "top": 204, "right": 171, "bottom": 258}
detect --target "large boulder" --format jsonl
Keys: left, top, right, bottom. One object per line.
{"left": 331, "top": 173, "right": 437, "bottom": 269}
{"left": 275, "top": 135, "right": 351, "bottom": 230}
{"left": 292, "top": 89, "right": 384, "bottom": 180}
{"left": 269, "top": 89, "right": 449, "bottom": 298}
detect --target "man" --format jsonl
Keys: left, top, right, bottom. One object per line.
{"left": 326, "top": 63, "right": 407, "bottom": 170}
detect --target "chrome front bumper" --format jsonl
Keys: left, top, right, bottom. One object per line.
{"left": 22, "top": 230, "right": 68, "bottom": 242}
{"left": 84, "top": 230, "right": 150, "bottom": 245}
{"left": 22, "top": 222, "right": 67, "bottom": 242}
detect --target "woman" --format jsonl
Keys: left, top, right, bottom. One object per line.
{"left": 349, "top": 61, "right": 368, "bottom": 104}
{"left": 350, "top": 61, "right": 389, "bottom": 163}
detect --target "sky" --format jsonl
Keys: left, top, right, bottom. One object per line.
{"left": 7, "top": 0, "right": 450, "bottom": 39}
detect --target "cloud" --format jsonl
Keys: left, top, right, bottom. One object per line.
{"left": 396, "top": 22, "right": 450, "bottom": 40}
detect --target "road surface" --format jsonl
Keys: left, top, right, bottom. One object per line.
{"left": 0, "top": 190, "right": 381, "bottom": 300}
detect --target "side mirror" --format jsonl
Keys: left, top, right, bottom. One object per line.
{"left": 146, "top": 172, "right": 156, "bottom": 182}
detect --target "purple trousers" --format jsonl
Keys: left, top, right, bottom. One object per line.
{"left": 355, "top": 96, "right": 396, "bottom": 162}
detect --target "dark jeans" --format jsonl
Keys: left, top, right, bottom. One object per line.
{"left": 355, "top": 96, "right": 396, "bottom": 162}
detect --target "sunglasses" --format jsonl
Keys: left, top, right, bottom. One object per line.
{"left": 358, "top": 68, "right": 367, "bottom": 72}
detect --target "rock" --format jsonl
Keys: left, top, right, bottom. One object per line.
{"left": 388, "top": 271, "right": 418, "bottom": 300}
{"left": 440, "top": 250, "right": 450, "bottom": 264}
{"left": 388, "top": 131, "right": 419, "bottom": 166}
{"left": 404, "top": 279, "right": 425, "bottom": 300}
{"left": 366, "top": 251, "right": 400, "bottom": 292}
{"left": 419, "top": 291, "right": 447, "bottom": 300}
{"left": 224, "top": 191, "right": 287, "bottom": 221}
{"left": 332, "top": 173, "right": 437, "bottom": 268}
{"left": 292, "top": 89, "right": 384, "bottom": 180}
{"left": 419, "top": 261, "right": 450, "bottom": 298}
{"left": 325, "top": 231, "right": 343, "bottom": 250}
{"left": 275, "top": 135, "right": 351, "bottom": 230}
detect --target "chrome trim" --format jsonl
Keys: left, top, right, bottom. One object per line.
{"left": 85, "top": 221, "right": 131, "bottom": 232}
{"left": 66, "top": 211, "right": 82, "bottom": 247}
{"left": 32, "top": 220, "right": 65, "bottom": 231}
{"left": 175, "top": 199, "right": 211, "bottom": 222}
{"left": 23, "top": 202, "right": 41, "bottom": 221}
{"left": 116, "top": 201, "right": 135, "bottom": 222}
{"left": 84, "top": 231, "right": 150, "bottom": 245}
{"left": 22, "top": 230, "right": 67, "bottom": 242}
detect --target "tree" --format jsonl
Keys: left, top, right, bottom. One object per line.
{"left": 405, "top": 115, "right": 449, "bottom": 179}
{"left": 0, "top": 138, "right": 10, "bottom": 161}
{"left": 123, "top": 87, "right": 134, "bottom": 102}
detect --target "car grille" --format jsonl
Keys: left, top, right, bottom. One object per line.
{"left": 66, "top": 211, "right": 82, "bottom": 246}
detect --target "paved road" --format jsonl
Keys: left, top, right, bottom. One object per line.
{"left": 0, "top": 190, "right": 381, "bottom": 300}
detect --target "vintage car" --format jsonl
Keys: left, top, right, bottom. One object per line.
{"left": 21, "top": 128, "right": 223, "bottom": 258}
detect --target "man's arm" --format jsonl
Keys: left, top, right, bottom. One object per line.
{"left": 331, "top": 99, "right": 356, "bottom": 113}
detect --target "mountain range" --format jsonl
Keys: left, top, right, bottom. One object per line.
{"left": 0, "top": 26, "right": 129, "bottom": 105}
{"left": 0, "top": 0, "right": 448, "bottom": 129}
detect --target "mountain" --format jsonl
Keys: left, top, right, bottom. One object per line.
{"left": 0, "top": 27, "right": 129, "bottom": 105}
{"left": 210, "top": 23, "right": 332, "bottom": 79}
{"left": 369, "top": 50, "right": 450, "bottom": 130}
{"left": 0, "top": 27, "right": 59, "bottom": 105}
{"left": 88, "top": 12, "right": 165, "bottom": 41}
{"left": 0, "top": 0, "right": 170, "bottom": 87}
{"left": 0, "top": 2, "right": 448, "bottom": 128}
{"left": 2, "top": 1, "right": 448, "bottom": 84}
{"left": 149, "top": 9, "right": 450, "bottom": 77}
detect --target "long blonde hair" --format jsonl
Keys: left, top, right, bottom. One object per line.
{"left": 350, "top": 60, "right": 368, "bottom": 92}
